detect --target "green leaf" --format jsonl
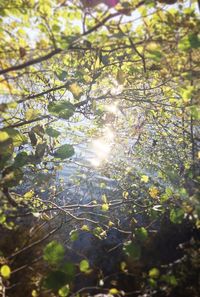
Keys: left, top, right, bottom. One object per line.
{"left": 46, "top": 127, "right": 60, "bottom": 138}
{"left": 28, "top": 130, "right": 37, "bottom": 146}
{"left": 56, "top": 70, "right": 67, "bottom": 81}
{"left": 2, "top": 166, "right": 23, "bottom": 187}
{"left": 61, "top": 262, "right": 75, "bottom": 280}
{"left": 0, "top": 143, "right": 13, "bottom": 170}
{"left": 93, "top": 226, "right": 104, "bottom": 238}
{"left": 44, "top": 271, "right": 67, "bottom": 290}
{"left": 149, "top": 268, "right": 160, "bottom": 279}
{"left": 178, "top": 34, "right": 200, "bottom": 51}
{"left": 48, "top": 100, "right": 75, "bottom": 119}
{"left": 0, "top": 213, "right": 6, "bottom": 224}
{"left": 70, "top": 230, "right": 79, "bottom": 241}
{"left": 135, "top": 227, "right": 148, "bottom": 242}
{"left": 43, "top": 241, "right": 65, "bottom": 266}
{"left": 148, "top": 278, "right": 157, "bottom": 287}
{"left": 148, "top": 50, "right": 162, "bottom": 61}
{"left": 123, "top": 241, "right": 141, "bottom": 260}
{"left": 54, "top": 144, "right": 75, "bottom": 159}
{"left": 79, "top": 259, "right": 90, "bottom": 273}
{"left": 190, "top": 105, "right": 200, "bottom": 120}
{"left": 188, "top": 33, "right": 200, "bottom": 48}
{"left": 32, "top": 125, "right": 45, "bottom": 138}
{"left": 14, "top": 152, "right": 29, "bottom": 167}
{"left": 1, "top": 265, "right": 11, "bottom": 279}
{"left": 170, "top": 208, "right": 184, "bottom": 224}
{"left": 35, "top": 143, "right": 47, "bottom": 159}
{"left": 58, "top": 285, "right": 70, "bottom": 297}
{"left": 161, "top": 274, "right": 177, "bottom": 286}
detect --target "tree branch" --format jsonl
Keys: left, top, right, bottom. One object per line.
{"left": 0, "top": 48, "right": 62, "bottom": 76}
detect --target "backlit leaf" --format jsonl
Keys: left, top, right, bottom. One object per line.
{"left": 170, "top": 208, "right": 184, "bottom": 224}
{"left": 101, "top": 203, "right": 109, "bottom": 211}
{"left": 141, "top": 175, "right": 149, "bottom": 183}
{"left": 43, "top": 241, "right": 65, "bottom": 266}
{"left": 79, "top": 259, "right": 90, "bottom": 273}
{"left": 0, "top": 131, "right": 9, "bottom": 142}
{"left": 58, "top": 285, "right": 70, "bottom": 297}
{"left": 149, "top": 268, "right": 160, "bottom": 279}
{"left": 3, "top": 128, "right": 27, "bottom": 147}
{"left": 69, "top": 83, "right": 83, "bottom": 99}
{"left": 25, "top": 108, "right": 41, "bottom": 120}
{"left": 149, "top": 186, "right": 159, "bottom": 199}
{"left": 135, "top": 227, "right": 148, "bottom": 242}
{"left": 1, "top": 265, "right": 11, "bottom": 279}
{"left": 109, "top": 288, "right": 120, "bottom": 295}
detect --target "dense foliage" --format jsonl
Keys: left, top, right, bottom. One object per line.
{"left": 0, "top": 0, "right": 199, "bottom": 296}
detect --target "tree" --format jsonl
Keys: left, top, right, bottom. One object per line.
{"left": 0, "top": 1, "right": 199, "bottom": 296}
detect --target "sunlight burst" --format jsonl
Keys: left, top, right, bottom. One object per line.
{"left": 89, "top": 131, "right": 114, "bottom": 167}
{"left": 105, "top": 102, "right": 120, "bottom": 115}
{"left": 92, "top": 139, "right": 111, "bottom": 158}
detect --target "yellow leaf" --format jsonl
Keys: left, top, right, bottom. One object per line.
{"left": 25, "top": 109, "right": 41, "bottom": 120}
{"left": 8, "top": 101, "right": 17, "bottom": 109}
{"left": 109, "top": 288, "right": 119, "bottom": 295}
{"left": 146, "top": 42, "right": 159, "bottom": 51}
{"left": 102, "top": 203, "right": 109, "bottom": 211}
{"left": 149, "top": 267, "right": 160, "bottom": 279}
{"left": 141, "top": 175, "right": 149, "bottom": 183}
{"left": 108, "top": 221, "right": 114, "bottom": 227}
{"left": 122, "top": 191, "right": 129, "bottom": 199}
{"left": 40, "top": 213, "right": 51, "bottom": 221}
{"left": 101, "top": 194, "right": 107, "bottom": 203}
{"left": 69, "top": 83, "right": 83, "bottom": 99}
{"left": 79, "top": 259, "right": 90, "bottom": 273}
{"left": 81, "top": 225, "right": 90, "bottom": 231}
{"left": 32, "top": 290, "right": 38, "bottom": 297}
{"left": 196, "top": 219, "right": 200, "bottom": 229}
{"left": 94, "top": 56, "right": 100, "bottom": 69}
{"left": 83, "top": 75, "right": 92, "bottom": 83}
{"left": 1, "top": 265, "right": 11, "bottom": 279}
{"left": 24, "top": 190, "right": 34, "bottom": 199}
{"left": 0, "top": 131, "right": 9, "bottom": 142}
{"left": 120, "top": 261, "right": 127, "bottom": 272}
{"left": 149, "top": 187, "right": 159, "bottom": 199}
{"left": 0, "top": 80, "right": 12, "bottom": 93}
